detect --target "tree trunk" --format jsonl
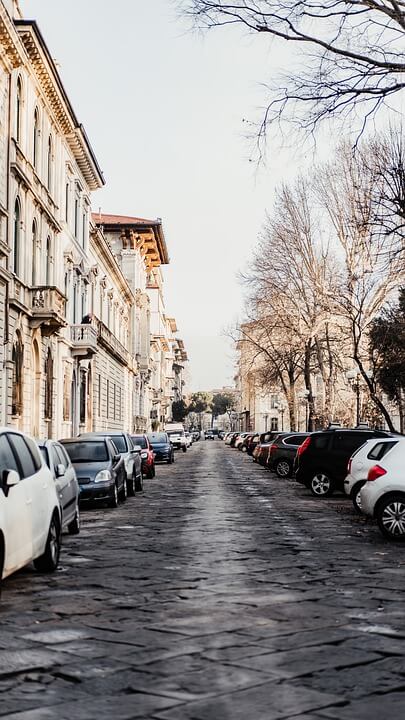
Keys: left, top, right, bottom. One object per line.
{"left": 287, "top": 366, "right": 297, "bottom": 431}
{"left": 304, "top": 342, "right": 315, "bottom": 431}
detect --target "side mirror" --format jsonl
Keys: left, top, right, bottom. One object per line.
{"left": 132, "top": 445, "right": 142, "bottom": 454}
{"left": 113, "top": 454, "right": 121, "bottom": 464}
{"left": 55, "top": 464, "right": 65, "bottom": 478}
{"left": 2, "top": 469, "right": 20, "bottom": 495}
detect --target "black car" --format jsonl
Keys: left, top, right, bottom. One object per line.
{"left": 147, "top": 432, "right": 175, "bottom": 464}
{"left": 294, "top": 426, "right": 392, "bottom": 497}
{"left": 80, "top": 431, "right": 143, "bottom": 494}
{"left": 267, "top": 432, "right": 311, "bottom": 478}
{"left": 60, "top": 437, "right": 127, "bottom": 507}
{"left": 205, "top": 430, "right": 215, "bottom": 440}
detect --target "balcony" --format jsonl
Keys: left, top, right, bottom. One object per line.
{"left": 29, "top": 286, "right": 67, "bottom": 335}
{"left": 97, "top": 320, "right": 129, "bottom": 365}
{"left": 70, "top": 324, "right": 98, "bottom": 358}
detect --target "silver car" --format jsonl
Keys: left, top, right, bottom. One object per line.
{"left": 38, "top": 439, "right": 80, "bottom": 535}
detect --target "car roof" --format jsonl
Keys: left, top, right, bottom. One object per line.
{"left": 60, "top": 436, "right": 109, "bottom": 443}
{"left": 81, "top": 430, "right": 127, "bottom": 437}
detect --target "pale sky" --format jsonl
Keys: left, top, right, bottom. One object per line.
{"left": 19, "top": 0, "right": 301, "bottom": 390}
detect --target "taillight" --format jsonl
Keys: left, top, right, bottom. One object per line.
{"left": 269, "top": 444, "right": 276, "bottom": 454}
{"left": 367, "top": 465, "right": 387, "bottom": 482}
{"left": 298, "top": 437, "right": 311, "bottom": 456}
{"left": 347, "top": 458, "right": 352, "bottom": 474}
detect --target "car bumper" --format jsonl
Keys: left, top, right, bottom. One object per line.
{"left": 343, "top": 472, "right": 356, "bottom": 496}
{"left": 78, "top": 481, "right": 115, "bottom": 503}
{"left": 153, "top": 452, "right": 171, "bottom": 462}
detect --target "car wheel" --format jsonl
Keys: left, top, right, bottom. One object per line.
{"left": 147, "top": 465, "right": 155, "bottom": 479}
{"left": 108, "top": 483, "right": 119, "bottom": 508}
{"left": 120, "top": 477, "right": 128, "bottom": 502}
{"left": 376, "top": 494, "right": 405, "bottom": 541}
{"left": 127, "top": 474, "right": 136, "bottom": 497}
{"left": 135, "top": 471, "right": 144, "bottom": 492}
{"left": 351, "top": 482, "right": 365, "bottom": 515}
{"left": 67, "top": 505, "right": 80, "bottom": 535}
{"left": 310, "top": 472, "right": 335, "bottom": 497}
{"left": 182, "top": 446, "right": 187, "bottom": 453}
{"left": 275, "top": 459, "right": 292, "bottom": 478}
{"left": 33, "top": 515, "right": 61, "bottom": 573}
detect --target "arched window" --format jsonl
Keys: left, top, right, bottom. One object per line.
{"left": 31, "top": 219, "right": 37, "bottom": 285}
{"left": 79, "top": 369, "right": 86, "bottom": 424}
{"left": 13, "top": 197, "right": 21, "bottom": 275}
{"left": 11, "top": 332, "right": 24, "bottom": 416}
{"left": 47, "top": 135, "right": 52, "bottom": 190}
{"left": 65, "top": 182, "right": 69, "bottom": 222}
{"left": 44, "top": 349, "right": 53, "bottom": 420}
{"left": 33, "top": 108, "right": 39, "bottom": 168}
{"left": 46, "top": 235, "right": 52, "bottom": 285}
{"left": 15, "top": 76, "right": 22, "bottom": 142}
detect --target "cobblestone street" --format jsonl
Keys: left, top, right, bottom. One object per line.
{"left": 1, "top": 441, "right": 405, "bottom": 719}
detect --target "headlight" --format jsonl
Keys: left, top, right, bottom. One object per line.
{"left": 94, "top": 470, "right": 112, "bottom": 483}
{"left": 141, "top": 451, "right": 148, "bottom": 459}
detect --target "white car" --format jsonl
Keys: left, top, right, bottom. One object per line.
{"left": 185, "top": 432, "right": 193, "bottom": 448}
{"left": 344, "top": 437, "right": 399, "bottom": 513}
{"left": 360, "top": 438, "right": 405, "bottom": 540}
{"left": 0, "top": 428, "right": 62, "bottom": 582}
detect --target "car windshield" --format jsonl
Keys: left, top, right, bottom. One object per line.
{"left": 63, "top": 441, "right": 108, "bottom": 463}
{"left": 132, "top": 435, "right": 147, "bottom": 449}
{"left": 148, "top": 433, "right": 167, "bottom": 444}
{"left": 167, "top": 430, "right": 183, "bottom": 436}
{"left": 107, "top": 435, "right": 127, "bottom": 452}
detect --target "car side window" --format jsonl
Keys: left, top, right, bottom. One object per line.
{"left": 367, "top": 441, "right": 397, "bottom": 461}
{"left": 25, "top": 437, "right": 42, "bottom": 471}
{"left": 0, "top": 434, "right": 20, "bottom": 477}
{"left": 56, "top": 444, "right": 71, "bottom": 467}
{"left": 332, "top": 433, "right": 368, "bottom": 453}
{"left": 127, "top": 435, "right": 133, "bottom": 450}
{"left": 285, "top": 435, "right": 307, "bottom": 446}
{"left": 8, "top": 434, "right": 37, "bottom": 479}
{"left": 50, "top": 446, "right": 60, "bottom": 470}
{"left": 313, "top": 435, "right": 329, "bottom": 450}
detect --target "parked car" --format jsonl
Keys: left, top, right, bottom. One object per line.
{"left": 294, "top": 426, "right": 392, "bottom": 497}
{"left": 360, "top": 439, "right": 405, "bottom": 540}
{"left": 38, "top": 439, "right": 80, "bottom": 534}
{"left": 344, "top": 437, "right": 399, "bottom": 513}
{"left": 131, "top": 434, "right": 155, "bottom": 478}
{"left": 225, "top": 432, "right": 238, "bottom": 445}
{"left": 268, "top": 432, "right": 312, "bottom": 478}
{"left": 205, "top": 430, "right": 215, "bottom": 440}
{"left": 246, "top": 433, "right": 260, "bottom": 456}
{"left": 253, "top": 432, "right": 280, "bottom": 466}
{"left": 218, "top": 431, "right": 225, "bottom": 440}
{"left": 0, "top": 428, "right": 61, "bottom": 582}
{"left": 148, "top": 432, "right": 175, "bottom": 464}
{"left": 80, "top": 431, "right": 143, "bottom": 493}
{"left": 235, "top": 432, "right": 250, "bottom": 450}
{"left": 60, "top": 436, "right": 127, "bottom": 507}
{"left": 185, "top": 432, "right": 193, "bottom": 447}
{"left": 192, "top": 431, "right": 200, "bottom": 442}
{"left": 165, "top": 424, "right": 187, "bottom": 452}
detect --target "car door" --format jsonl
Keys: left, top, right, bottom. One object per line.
{"left": 56, "top": 444, "right": 78, "bottom": 524}
{"left": 0, "top": 433, "right": 31, "bottom": 576}
{"left": 330, "top": 433, "right": 370, "bottom": 481}
{"left": 8, "top": 433, "right": 51, "bottom": 557}
{"left": 50, "top": 443, "right": 71, "bottom": 527}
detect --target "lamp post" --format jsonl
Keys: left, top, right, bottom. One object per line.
{"left": 346, "top": 369, "right": 361, "bottom": 426}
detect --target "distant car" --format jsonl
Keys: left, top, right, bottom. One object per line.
{"left": 267, "top": 432, "right": 312, "bottom": 478}
{"left": 253, "top": 432, "right": 280, "bottom": 466}
{"left": 344, "top": 438, "right": 399, "bottom": 513}
{"left": 246, "top": 433, "right": 260, "bottom": 456}
{"left": 235, "top": 433, "right": 250, "bottom": 450}
{"left": 294, "top": 427, "right": 392, "bottom": 497}
{"left": 218, "top": 431, "right": 225, "bottom": 440}
{"left": 361, "top": 439, "right": 405, "bottom": 540}
{"left": 148, "top": 432, "right": 175, "bottom": 464}
{"left": 0, "top": 428, "right": 61, "bottom": 582}
{"left": 166, "top": 428, "right": 187, "bottom": 452}
{"left": 205, "top": 430, "right": 215, "bottom": 440}
{"left": 185, "top": 432, "right": 193, "bottom": 447}
{"left": 60, "top": 437, "right": 127, "bottom": 508}
{"left": 225, "top": 432, "right": 238, "bottom": 445}
{"left": 192, "top": 431, "right": 200, "bottom": 442}
{"left": 38, "top": 439, "right": 80, "bottom": 534}
{"left": 80, "top": 431, "right": 143, "bottom": 493}
{"left": 131, "top": 434, "right": 155, "bottom": 478}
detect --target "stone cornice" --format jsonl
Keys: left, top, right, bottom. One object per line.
{"left": 0, "top": 5, "right": 25, "bottom": 69}
{"left": 14, "top": 21, "right": 105, "bottom": 191}
{"left": 90, "top": 223, "right": 135, "bottom": 305}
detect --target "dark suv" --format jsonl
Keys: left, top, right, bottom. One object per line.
{"left": 268, "top": 432, "right": 311, "bottom": 478}
{"left": 294, "top": 427, "right": 392, "bottom": 497}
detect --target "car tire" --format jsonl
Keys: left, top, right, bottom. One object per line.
{"left": 67, "top": 506, "right": 80, "bottom": 535}
{"left": 108, "top": 483, "right": 119, "bottom": 508}
{"left": 147, "top": 466, "right": 155, "bottom": 479}
{"left": 135, "top": 471, "right": 144, "bottom": 492}
{"left": 376, "top": 493, "right": 405, "bottom": 541}
{"left": 120, "top": 477, "right": 128, "bottom": 502}
{"left": 33, "top": 515, "right": 61, "bottom": 573}
{"left": 275, "top": 459, "right": 292, "bottom": 478}
{"left": 351, "top": 482, "right": 365, "bottom": 515}
{"left": 127, "top": 474, "right": 136, "bottom": 497}
{"left": 182, "top": 446, "right": 187, "bottom": 453}
{"left": 310, "top": 472, "right": 335, "bottom": 497}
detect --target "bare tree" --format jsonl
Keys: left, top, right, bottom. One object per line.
{"left": 180, "top": 0, "right": 405, "bottom": 142}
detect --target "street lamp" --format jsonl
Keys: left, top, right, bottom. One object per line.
{"left": 346, "top": 369, "right": 361, "bottom": 426}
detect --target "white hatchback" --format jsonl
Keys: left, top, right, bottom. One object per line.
{"left": 0, "top": 428, "right": 62, "bottom": 582}
{"left": 344, "top": 437, "right": 399, "bottom": 513}
{"left": 360, "top": 438, "right": 405, "bottom": 540}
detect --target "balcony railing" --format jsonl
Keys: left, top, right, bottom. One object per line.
{"left": 29, "top": 286, "right": 67, "bottom": 334}
{"left": 70, "top": 324, "right": 98, "bottom": 358}
{"left": 97, "top": 320, "right": 129, "bottom": 365}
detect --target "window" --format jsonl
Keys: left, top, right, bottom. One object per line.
{"left": 8, "top": 434, "right": 36, "bottom": 479}
{"left": 367, "top": 441, "right": 397, "bottom": 461}
{"left": 56, "top": 444, "right": 71, "bottom": 467}
{"left": 113, "top": 383, "right": 117, "bottom": 420}
{"left": 82, "top": 212, "right": 86, "bottom": 247}
{"left": 79, "top": 369, "right": 86, "bottom": 424}
{"left": 270, "top": 418, "right": 278, "bottom": 431}
{"left": 63, "top": 368, "right": 70, "bottom": 421}
{"left": 63, "top": 441, "right": 108, "bottom": 463}
{"left": 285, "top": 434, "right": 308, "bottom": 446}
{"left": 25, "top": 438, "right": 41, "bottom": 471}
{"left": 97, "top": 374, "right": 101, "bottom": 417}
{"left": 15, "top": 77, "right": 22, "bottom": 142}
{"left": 33, "top": 108, "right": 39, "bottom": 168}
{"left": 332, "top": 432, "right": 369, "bottom": 453}
{"left": 11, "top": 333, "right": 24, "bottom": 416}
{"left": 31, "top": 219, "right": 37, "bottom": 286}
{"left": 0, "top": 434, "right": 20, "bottom": 476}
{"left": 65, "top": 182, "right": 69, "bottom": 223}
{"left": 74, "top": 197, "right": 79, "bottom": 238}
{"left": 46, "top": 236, "right": 52, "bottom": 285}
{"left": 44, "top": 349, "right": 53, "bottom": 420}
{"left": 106, "top": 378, "right": 109, "bottom": 417}
{"left": 47, "top": 135, "right": 53, "bottom": 190}
{"left": 13, "top": 197, "right": 21, "bottom": 276}
{"left": 109, "top": 435, "right": 126, "bottom": 452}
